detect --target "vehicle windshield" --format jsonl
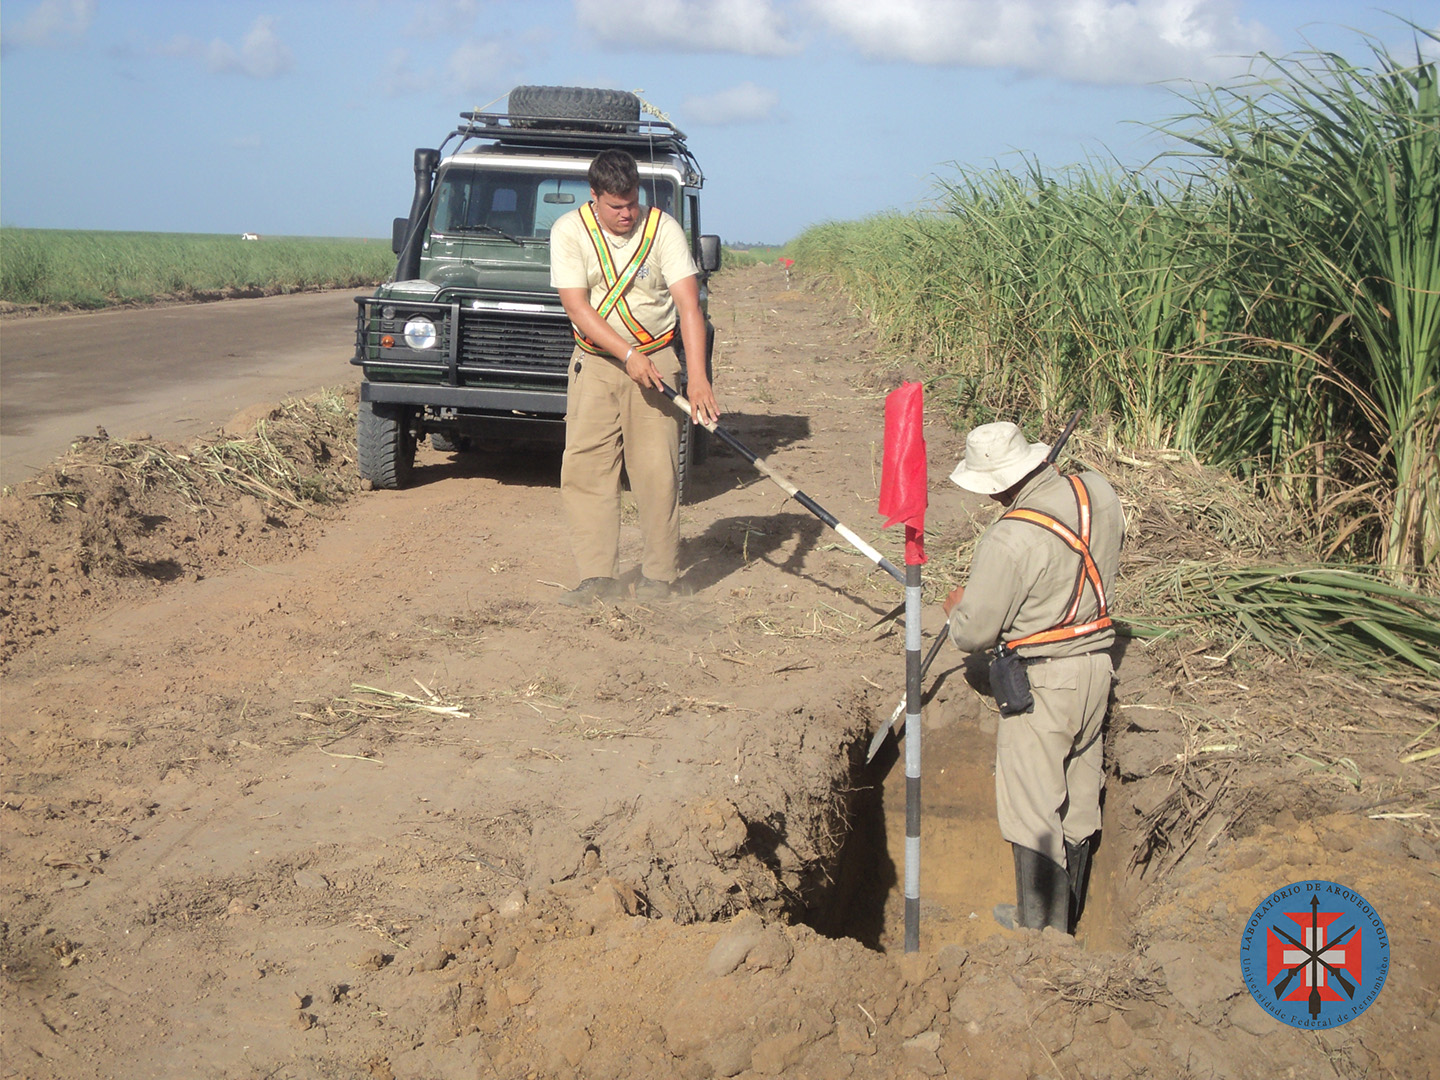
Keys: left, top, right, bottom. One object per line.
{"left": 431, "top": 167, "right": 677, "bottom": 239}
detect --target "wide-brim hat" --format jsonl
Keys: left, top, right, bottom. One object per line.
{"left": 948, "top": 421, "right": 1050, "bottom": 495}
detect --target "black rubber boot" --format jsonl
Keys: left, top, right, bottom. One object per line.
{"left": 1065, "top": 836, "right": 1094, "bottom": 931}
{"left": 993, "top": 845, "right": 1070, "bottom": 932}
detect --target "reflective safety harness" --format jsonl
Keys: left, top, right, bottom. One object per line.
{"left": 573, "top": 203, "right": 676, "bottom": 358}
{"left": 1001, "top": 474, "right": 1113, "bottom": 650}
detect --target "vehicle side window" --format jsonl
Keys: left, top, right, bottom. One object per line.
{"left": 640, "top": 180, "right": 677, "bottom": 217}
{"left": 684, "top": 192, "right": 699, "bottom": 247}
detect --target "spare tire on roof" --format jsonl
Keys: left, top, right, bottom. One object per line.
{"left": 508, "top": 85, "right": 640, "bottom": 131}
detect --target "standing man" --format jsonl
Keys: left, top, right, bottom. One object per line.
{"left": 549, "top": 148, "right": 719, "bottom": 605}
{"left": 942, "top": 421, "right": 1124, "bottom": 934}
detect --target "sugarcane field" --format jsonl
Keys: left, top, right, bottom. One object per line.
{"left": 2, "top": 255, "right": 1437, "bottom": 1079}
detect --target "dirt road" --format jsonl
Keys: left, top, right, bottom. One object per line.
{"left": 1, "top": 292, "right": 359, "bottom": 486}
{"left": 1, "top": 266, "right": 1435, "bottom": 1079}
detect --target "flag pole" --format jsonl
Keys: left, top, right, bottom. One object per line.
{"left": 866, "top": 406, "right": 1087, "bottom": 764}
{"left": 903, "top": 535, "right": 923, "bottom": 952}
{"left": 875, "top": 380, "right": 927, "bottom": 954}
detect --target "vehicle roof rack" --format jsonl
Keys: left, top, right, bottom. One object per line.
{"left": 446, "top": 110, "right": 703, "bottom": 186}
{"left": 453, "top": 110, "right": 691, "bottom": 154}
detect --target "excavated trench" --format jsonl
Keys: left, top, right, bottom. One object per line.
{"left": 799, "top": 697, "right": 1130, "bottom": 953}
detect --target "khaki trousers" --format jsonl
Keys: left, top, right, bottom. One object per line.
{"left": 994, "top": 652, "right": 1113, "bottom": 867}
{"left": 561, "top": 345, "right": 685, "bottom": 583}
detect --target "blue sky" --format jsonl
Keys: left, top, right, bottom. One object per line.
{"left": 2, "top": 1, "right": 1435, "bottom": 244}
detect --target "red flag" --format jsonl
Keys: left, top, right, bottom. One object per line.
{"left": 878, "top": 381, "right": 927, "bottom": 564}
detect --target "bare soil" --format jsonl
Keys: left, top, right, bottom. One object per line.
{"left": 1, "top": 264, "right": 1436, "bottom": 1080}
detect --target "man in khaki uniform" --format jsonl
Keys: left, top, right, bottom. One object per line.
{"left": 943, "top": 422, "right": 1124, "bottom": 933}
{"left": 549, "top": 149, "right": 719, "bottom": 605}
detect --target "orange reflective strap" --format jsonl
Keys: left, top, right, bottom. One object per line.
{"left": 1004, "top": 617, "right": 1113, "bottom": 648}
{"left": 1002, "top": 476, "right": 1112, "bottom": 651}
{"left": 573, "top": 326, "right": 675, "bottom": 357}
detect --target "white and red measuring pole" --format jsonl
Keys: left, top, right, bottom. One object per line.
{"left": 876, "top": 381, "right": 927, "bottom": 953}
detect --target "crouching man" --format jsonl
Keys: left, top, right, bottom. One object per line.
{"left": 942, "top": 421, "right": 1124, "bottom": 933}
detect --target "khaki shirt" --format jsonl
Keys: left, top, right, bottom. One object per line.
{"left": 948, "top": 467, "right": 1124, "bottom": 659}
{"left": 549, "top": 206, "right": 697, "bottom": 348}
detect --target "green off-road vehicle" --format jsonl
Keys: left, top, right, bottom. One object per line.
{"left": 352, "top": 85, "right": 721, "bottom": 496}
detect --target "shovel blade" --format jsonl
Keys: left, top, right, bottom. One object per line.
{"left": 865, "top": 701, "right": 906, "bottom": 763}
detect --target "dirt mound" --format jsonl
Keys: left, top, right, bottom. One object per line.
{"left": 0, "top": 390, "right": 357, "bottom": 663}
{"left": 1, "top": 266, "right": 1436, "bottom": 1080}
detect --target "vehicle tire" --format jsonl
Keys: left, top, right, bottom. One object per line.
{"left": 358, "top": 400, "right": 416, "bottom": 489}
{"left": 429, "top": 432, "right": 470, "bottom": 454}
{"left": 508, "top": 86, "right": 640, "bottom": 130}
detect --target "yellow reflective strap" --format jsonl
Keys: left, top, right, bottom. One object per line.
{"left": 578, "top": 202, "right": 618, "bottom": 287}
{"left": 611, "top": 290, "right": 656, "bottom": 344}
{"left": 595, "top": 208, "right": 661, "bottom": 320}
{"left": 573, "top": 204, "right": 667, "bottom": 355}
{"left": 578, "top": 204, "right": 661, "bottom": 319}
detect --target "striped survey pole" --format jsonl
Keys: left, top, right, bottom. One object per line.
{"left": 876, "top": 381, "right": 927, "bottom": 953}
{"left": 903, "top": 555, "right": 923, "bottom": 951}
{"left": 866, "top": 406, "right": 1087, "bottom": 764}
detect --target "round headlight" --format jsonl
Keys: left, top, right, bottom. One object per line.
{"left": 404, "top": 317, "right": 437, "bottom": 349}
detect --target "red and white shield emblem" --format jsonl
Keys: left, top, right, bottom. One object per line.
{"left": 1265, "top": 909, "right": 1363, "bottom": 1003}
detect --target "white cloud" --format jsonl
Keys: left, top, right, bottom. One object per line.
{"left": 805, "top": 0, "right": 1271, "bottom": 85}
{"left": 2, "top": 0, "right": 94, "bottom": 49}
{"left": 444, "top": 38, "right": 519, "bottom": 99}
{"left": 152, "top": 34, "right": 199, "bottom": 59}
{"left": 154, "top": 16, "right": 294, "bottom": 79}
{"left": 575, "top": 0, "right": 799, "bottom": 56}
{"left": 404, "top": 0, "right": 483, "bottom": 38}
{"left": 682, "top": 81, "right": 781, "bottom": 125}
{"left": 207, "top": 16, "right": 294, "bottom": 79}
{"left": 382, "top": 47, "right": 432, "bottom": 96}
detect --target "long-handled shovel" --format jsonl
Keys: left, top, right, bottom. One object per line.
{"left": 866, "top": 630, "right": 949, "bottom": 762}
{"left": 864, "top": 408, "right": 1086, "bottom": 763}
{"left": 658, "top": 381, "right": 905, "bottom": 585}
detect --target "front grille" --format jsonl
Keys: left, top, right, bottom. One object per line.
{"left": 458, "top": 309, "right": 573, "bottom": 372}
